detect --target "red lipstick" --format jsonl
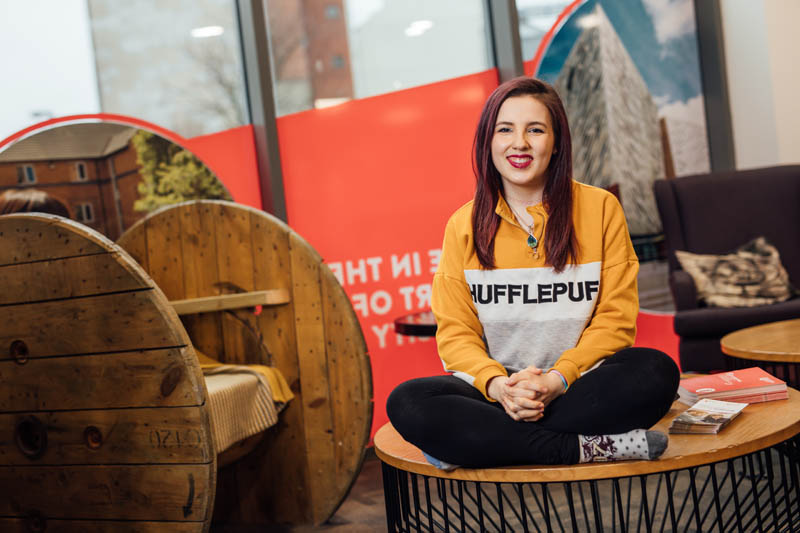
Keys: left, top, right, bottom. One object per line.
{"left": 507, "top": 155, "right": 532, "bottom": 169}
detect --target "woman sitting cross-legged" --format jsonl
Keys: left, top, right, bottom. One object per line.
{"left": 387, "top": 77, "right": 679, "bottom": 469}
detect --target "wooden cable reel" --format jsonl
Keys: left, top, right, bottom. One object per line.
{"left": 117, "top": 200, "right": 373, "bottom": 526}
{"left": 0, "top": 214, "right": 215, "bottom": 532}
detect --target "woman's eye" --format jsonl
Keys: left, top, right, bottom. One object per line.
{"left": 497, "top": 127, "right": 511, "bottom": 133}
{"left": 528, "top": 127, "right": 544, "bottom": 134}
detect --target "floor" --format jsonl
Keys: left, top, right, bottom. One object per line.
{"left": 211, "top": 449, "right": 387, "bottom": 532}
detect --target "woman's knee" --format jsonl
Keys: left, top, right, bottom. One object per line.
{"left": 387, "top": 376, "right": 455, "bottom": 432}
{"left": 615, "top": 348, "right": 679, "bottom": 382}
{"left": 386, "top": 378, "right": 421, "bottom": 424}
{"left": 610, "top": 348, "right": 680, "bottom": 406}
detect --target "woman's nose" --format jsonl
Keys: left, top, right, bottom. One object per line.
{"left": 512, "top": 131, "right": 529, "bottom": 150}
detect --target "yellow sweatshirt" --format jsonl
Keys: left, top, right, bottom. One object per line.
{"left": 432, "top": 181, "right": 639, "bottom": 401}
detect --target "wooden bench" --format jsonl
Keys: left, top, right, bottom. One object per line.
{"left": 0, "top": 202, "right": 372, "bottom": 531}
{"left": 375, "top": 391, "right": 800, "bottom": 532}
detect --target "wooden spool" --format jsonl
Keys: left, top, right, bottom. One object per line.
{"left": 117, "top": 200, "right": 373, "bottom": 526}
{"left": 0, "top": 214, "right": 215, "bottom": 532}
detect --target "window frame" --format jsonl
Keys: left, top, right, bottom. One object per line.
{"left": 75, "top": 202, "right": 95, "bottom": 223}
{"left": 17, "top": 165, "right": 36, "bottom": 184}
{"left": 75, "top": 161, "right": 88, "bottom": 181}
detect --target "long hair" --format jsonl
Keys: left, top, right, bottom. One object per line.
{"left": 0, "top": 188, "right": 71, "bottom": 218}
{"left": 471, "top": 77, "right": 577, "bottom": 271}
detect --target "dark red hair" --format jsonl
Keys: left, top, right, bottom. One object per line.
{"left": 471, "top": 77, "right": 577, "bottom": 271}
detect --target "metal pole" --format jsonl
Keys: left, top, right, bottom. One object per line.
{"left": 486, "top": 0, "right": 525, "bottom": 82}
{"left": 235, "top": 0, "right": 287, "bottom": 220}
{"left": 694, "top": 0, "right": 736, "bottom": 171}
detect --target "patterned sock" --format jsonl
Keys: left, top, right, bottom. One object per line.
{"left": 578, "top": 429, "right": 668, "bottom": 463}
{"left": 421, "top": 451, "right": 459, "bottom": 471}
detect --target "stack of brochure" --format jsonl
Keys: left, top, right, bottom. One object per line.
{"left": 669, "top": 399, "right": 748, "bottom": 434}
{"left": 678, "top": 367, "right": 788, "bottom": 405}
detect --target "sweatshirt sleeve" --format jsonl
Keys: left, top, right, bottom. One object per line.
{"left": 431, "top": 216, "right": 507, "bottom": 400}
{"left": 551, "top": 194, "right": 639, "bottom": 386}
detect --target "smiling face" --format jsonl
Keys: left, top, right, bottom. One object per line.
{"left": 490, "top": 95, "right": 556, "bottom": 198}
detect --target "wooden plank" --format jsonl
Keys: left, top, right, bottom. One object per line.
{"left": 170, "top": 289, "right": 290, "bottom": 315}
{"left": 0, "top": 291, "right": 185, "bottom": 360}
{"left": 117, "top": 218, "right": 150, "bottom": 272}
{"left": 214, "top": 211, "right": 310, "bottom": 525}
{"left": 145, "top": 206, "right": 185, "bottom": 301}
{"left": 214, "top": 203, "right": 256, "bottom": 366}
{"left": 0, "top": 406, "right": 212, "bottom": 465}
{"left": 216, "top": 432, "right": 264, "bottom": 469}
{"left": 0, "top": 519, "right": 204, "bottom": 533}
{"left": 0, "top": 253, "right": 151, "bottom": 305}
{"left": 0, "top": 215, "right": 108, "bottom": 266}
{"left": 0, "top": 348, "right": 204, "bottom": 411}
{"left": 0, "top": 464, "right": 213, "bottom": 521}
{"left": 173, "top": 203, "right": 224, "bottom": 397}
{"left": 250, "top": 211, "right": 297, "bottom": 370}
{"left": 289, "top": 232, "right": 337, "bottom": 524}
{"left": 321, "top": 266, "right": 372, "bottom": 504}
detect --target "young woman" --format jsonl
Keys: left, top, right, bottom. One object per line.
{"left": 387, "top": 77, "right": 679, "bottom": 469}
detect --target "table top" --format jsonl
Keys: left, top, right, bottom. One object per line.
{"left": 721, "top": 318, "right": 800, "bottom": 363}
{"left": 394, "top": 310, "right": 437, "bottom": 337}
{"left": 374, "top": 388, "right": 800, "bottom": 483}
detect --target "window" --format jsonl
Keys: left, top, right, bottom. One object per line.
{"left": 76, "top": 162, "right": 88, "bottom": 181}
{"left": 75, "top": 202, "right": 95, "bottom": 223}
{"left": 515, "top": 0, "right": 573, "bottom": 63}
{"left": 16, "top": 165, "right": 36, "bottom": 184}
{"left": 87, "top": 0, "right": 248, "bottom": 137}
{"left": 266, "top": 0, "right": 493, "bottom": 115}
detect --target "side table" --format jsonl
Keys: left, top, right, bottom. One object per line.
{"left": 721, "top": 318, "right": 800, "bottom": 388}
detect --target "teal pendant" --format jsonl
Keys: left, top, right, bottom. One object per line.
{"left": 527, "top": 234, "right": 538, "bottom": 249}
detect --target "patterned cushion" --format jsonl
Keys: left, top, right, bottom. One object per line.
{"left": 675, "top": 237, "right": 794, "bottom": 308}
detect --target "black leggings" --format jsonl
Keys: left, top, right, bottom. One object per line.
{"left": 387, "top": 348, "right": 679, "bottom": 467}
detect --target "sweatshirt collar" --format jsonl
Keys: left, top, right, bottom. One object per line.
{"left": 495, "top": 194, "right": 546, "bottom": 224}
{"left": 495, "top": 194, "right": 516, "bottom": 225}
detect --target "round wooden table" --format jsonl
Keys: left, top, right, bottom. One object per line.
{"left": 721, "top": 318, "right": 800, "bottom": 387}
{"left": 375, "top": 390, "right": 800, "bottom": 532}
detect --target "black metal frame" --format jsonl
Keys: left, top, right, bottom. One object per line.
{"left": 381, "top": 435, "right": 800, "bottom": 532}
{"left": 726, "top": 357, "right": 800, "bottom": 391}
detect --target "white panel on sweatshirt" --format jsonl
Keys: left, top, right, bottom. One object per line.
{"left": 463, "top": 262, "right": 601, "bottom": 373}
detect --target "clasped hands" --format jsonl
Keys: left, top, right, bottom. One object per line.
{"left": 486, "top": 366, "right": 566, "bottom": 422}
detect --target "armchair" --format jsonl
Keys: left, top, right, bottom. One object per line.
{"left": 654, "top": 165, "right": 800, "bottom": 371}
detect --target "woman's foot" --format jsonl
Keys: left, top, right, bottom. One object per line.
{"left": 421, "top": 451, "right": 460, "bottom": 471}
{"left": 578, "top": 429, "right": 668, "bottom": 463}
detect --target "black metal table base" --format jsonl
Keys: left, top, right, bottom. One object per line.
{"left": 726, "top": 357, "right": 800, "bottom": 390}
{"left": 381, "top": 436, "right": 800, "bottom": 532}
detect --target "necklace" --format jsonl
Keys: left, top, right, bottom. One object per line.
{"left": 508, "top": 203, "right": 541, "bottom": 254}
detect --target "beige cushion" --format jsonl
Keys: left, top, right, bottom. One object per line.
{"left": 204, "top": 369, "right": 286, "bottom": 454}
{"left": 675, "top": 237, "right": 793, "bottom": 308}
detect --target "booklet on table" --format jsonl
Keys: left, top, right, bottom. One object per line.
{"left": 678, "top": 367, "right": 787, "bottom": 405}
{"left": 669, "top": 399, "right": 748, "bottom": 434}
